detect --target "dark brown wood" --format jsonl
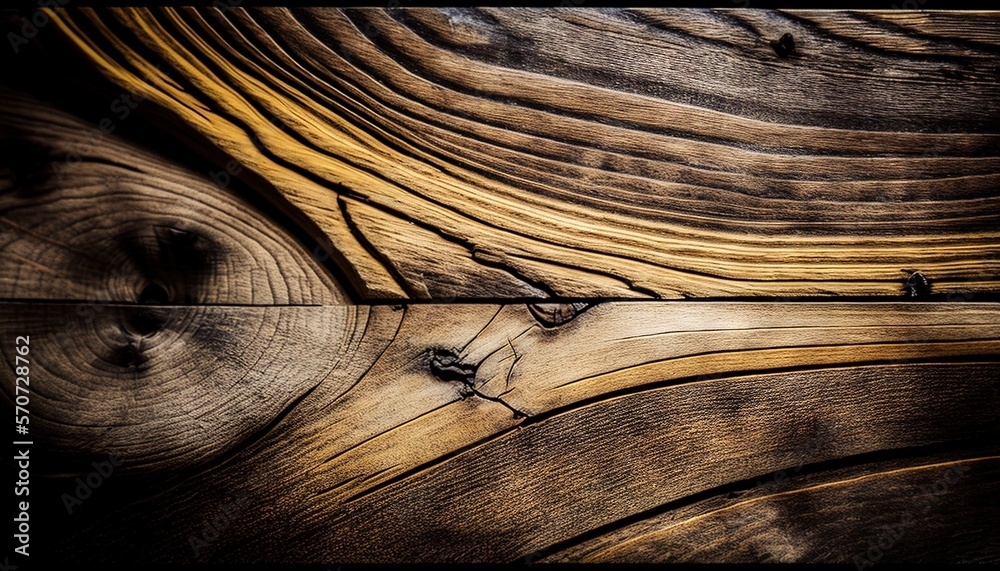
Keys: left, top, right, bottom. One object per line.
{"left": 1, "top": 7, "right": 998, "bottom": 565}
{"left": 19, "top": 7, "right": 1000, "bottom": 299}
{"left": 3, "top": 301, "right": 997, "bottom": 562}
{"left": 547, "top": 455, "right": 1000, "bottom": 563}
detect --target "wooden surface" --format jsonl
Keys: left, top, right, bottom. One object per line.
{"left": 3, "top": 301, "right": 999, "bottom": 562}
{"left": 26, "top": 7, "right": 1000, "bottom": 300}
{"left": 552, "top": 456, "right": 1000, "bottom": 563}
{"left": 0, "top": 88, "right": 347, "bottom": 305}
{"left": 1, "top": 6, "right": 999, "bottom": 565}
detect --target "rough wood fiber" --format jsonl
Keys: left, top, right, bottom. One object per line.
{"left": 0, "top": 88, "right": 347, "bottom": 304}
{"left": 1, "top": 7, "right": 999, "bottom": 566}
{"left": 3, "top": 301, "right": 997, "bottom": 562}
{"left": 34, "top": 7, "right": 1000, "bottom": 300}
{"left": 546, "top": 456, "right": 1000, "bottom": 563}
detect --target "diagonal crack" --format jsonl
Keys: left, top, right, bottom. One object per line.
{"left": 429, "top": 347, "right": 530, "bottom": 419}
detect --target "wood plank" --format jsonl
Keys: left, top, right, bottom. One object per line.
{"left": 25, "top": 7, "right": 1000, "bottom": 300}
{"left": 2, "top": 7, "right": 998, "bottom": 565}
{"left": 4, "top": 301, "right": 997, "bottom": 562}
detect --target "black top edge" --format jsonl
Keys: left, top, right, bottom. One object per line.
{"left": 2, "top": 1, "right": 990, "bottom": 10}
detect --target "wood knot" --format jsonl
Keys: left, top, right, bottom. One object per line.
{"left": 123, "top": 304, "right": 169, "bottom": 337}
{"left": 111, "top": 306, "right": 174, "bottom": 368}
{"left": 771, "top": 33, "right": 796, "bottom": 58}
{"left": 138, "top": 281, "right": 170, "bottom": 305}
{"left": 903, "top": 270, "right": 931, "bottom": 298}
{"left": 430, "top": 348, "right": 476, "bottom": 388}
{"left": 527, "top": 302, "right": 591, "bottom": 328}
{"left": 112, "top": 225, "right": 213, "bottom": 304}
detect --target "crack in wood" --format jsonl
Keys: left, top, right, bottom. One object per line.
{"left": 429, "top": 347, "right": 529, "bottom": 418}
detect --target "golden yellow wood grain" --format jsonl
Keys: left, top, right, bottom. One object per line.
{"left": 38, "top": 8, "right": 1000, "bottom": 300}
{"left": 2, "top": 8, "right": 998, "bottom": 564}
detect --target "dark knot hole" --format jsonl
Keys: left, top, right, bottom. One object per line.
{"left": 772, "top": 33, "right": 796, "bottom": 58}
{"left": 123, "top": 305, "right": 168, "bottom": 338}
{"left": 138, "top": 281, "right": 170, "bottom": 305}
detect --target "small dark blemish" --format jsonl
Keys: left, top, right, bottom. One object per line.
{"left": 429, "top": 348, "right": 476, "bottom": 384}
{"left": 903, "top": 270, "right": 931, "bottom": 298}
{"left": 138, "top": 281, "right": 170, "bottom": 305}
{"left": 771, "top": 33, "right": 796, "bottom": 58}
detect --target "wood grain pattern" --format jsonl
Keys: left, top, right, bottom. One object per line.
{"left": 0, "top": 87, "right": 347, "bottom": 305}
{"left": 546, "top": 456, "right": 1000, "bottom": 563}
{"left": 4, "top": 301, "right": 997, "bottom": 562}
{"left": 2, "top": 7, "right": 999, "bottom": 565}
{"left": 31, "top": 7, "right": 1000, "bottom": 300}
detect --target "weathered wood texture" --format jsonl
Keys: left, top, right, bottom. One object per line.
{"left": 0, "top": 88, "right": 347, "bottom": 305}
{"left": 2, "top": 7, "right": 999, "bottom": 566}
{"left": 27, "top": 7, "right": 1000, "bottom": 300}
{"left": 3, "top": 301, "right": 998, "bottom": 562}
{"left": 550, "top": 456, "right": 1000, "bottom": 563}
